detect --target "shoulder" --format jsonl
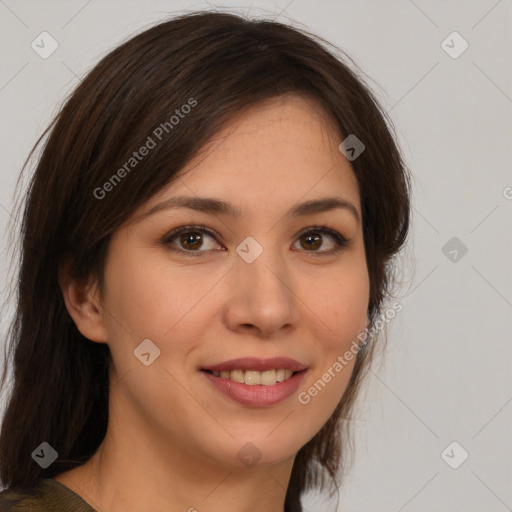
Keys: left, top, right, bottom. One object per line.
{"left": 0, "top": 478, "right": 96, "bottom": 511}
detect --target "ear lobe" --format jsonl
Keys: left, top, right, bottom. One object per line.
{"left": 58, "top": 264, "right": 109, "bottom": 343}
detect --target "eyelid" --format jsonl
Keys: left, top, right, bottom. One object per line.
{"left": 161, "top": 224, "right": 348, "bottom": 256}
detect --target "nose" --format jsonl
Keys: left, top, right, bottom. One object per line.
{"left": 222, "top": 251, "right": 300, "bottom": 338}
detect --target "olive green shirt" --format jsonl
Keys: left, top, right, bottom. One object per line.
{"left": 0, "top": 478, "right": 95, "bottom": 511}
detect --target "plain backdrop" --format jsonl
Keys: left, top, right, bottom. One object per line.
{"left": 0, "top": 1, "right": 511, "bottom": 511}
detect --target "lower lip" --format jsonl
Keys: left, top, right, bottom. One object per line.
{"left": 201, "top": 370, "right": 307, "bottom": 407}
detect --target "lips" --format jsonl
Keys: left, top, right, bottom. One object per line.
{"left": 200, "top": 356, "right": 309, "bottom": 407}
{"left": 201, "top": 356, "right": 307, "bottom": 373}
{"left": 201, "top": 367, "right": 308, "bottom": 407}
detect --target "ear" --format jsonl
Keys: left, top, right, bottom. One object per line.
{"left": 58, "top": 262, "right": 109, "bottom": 343}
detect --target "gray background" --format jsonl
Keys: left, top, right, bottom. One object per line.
{"left": 0, "top": 1, "right": 511, "bottom": 511}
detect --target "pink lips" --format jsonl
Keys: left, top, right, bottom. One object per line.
{"left": 200, "top": 356, "right": 308, "bottom": 407}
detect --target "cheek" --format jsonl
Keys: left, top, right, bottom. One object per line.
{"left": 297, "top": 261, "right": 369, "bottom": 420}
{"left": 103, "top": 248, "right": 214, "bottom": 341}
{"left": 309, "top": 261, "right": 370, "bottom": 345}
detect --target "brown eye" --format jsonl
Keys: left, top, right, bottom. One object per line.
{"left": 179, "top": 231, "right": 205, "bottom": 251}
{"left": 163, "top": 225, "right": 221, "bottom": 257}
{"left": 293, "top": 228, "right": 348, "bottom": 254}
{"left": 299, "top": 232, "right": 322, "bottom": 251}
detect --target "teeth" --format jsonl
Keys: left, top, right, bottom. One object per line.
{"left": 260, "top": 370, "right": 277, "bottom": 386}
{"left": 245, "top": 370, "right": 260, "bottom": 385}
{"left": 209, "top": 369, "right": 294, "bottom": 385}
{"left": 230, "top": 370, "right": 245, "bottom": 383}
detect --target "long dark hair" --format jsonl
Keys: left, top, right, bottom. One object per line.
{"left": 0, "top": 10, "right": 410, "bottom": 510}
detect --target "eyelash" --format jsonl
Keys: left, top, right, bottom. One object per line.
{"left": 160, "top": 224, "right": 349, "bottom": 258}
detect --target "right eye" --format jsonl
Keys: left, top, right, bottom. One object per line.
{"left": 161, "top": 225, "right": 224, "bottom": 257}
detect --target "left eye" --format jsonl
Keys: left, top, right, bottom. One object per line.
{"left": 161, "top": 225, "right": 348, "bottom": 257}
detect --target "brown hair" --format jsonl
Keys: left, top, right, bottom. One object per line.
{"left": 0, "top": 10, "right": 410, "bottom": 510}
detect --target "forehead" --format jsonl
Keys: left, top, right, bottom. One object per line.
{"left": 133, "top": 94, "right": 361, "bottom": 224}
{"left": 192, "top": 94, "right": 345, "bottom": 168}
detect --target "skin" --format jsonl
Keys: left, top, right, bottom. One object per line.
{"left": 56, "top": 94, "right": 370, "bottom": 512}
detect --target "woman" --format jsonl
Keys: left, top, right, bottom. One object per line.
{"left": 0, "top": 10, "right": 410, "bottom": 512}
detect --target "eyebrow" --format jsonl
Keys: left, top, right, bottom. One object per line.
{"left": 137, "top": 195, "right": 360, "bottom": 224}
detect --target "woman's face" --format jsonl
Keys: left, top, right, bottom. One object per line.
{"left": 89, "top": 95, "right": 369, "bottom": 470}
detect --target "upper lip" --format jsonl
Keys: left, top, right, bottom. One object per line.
{"left": 202, "top": 357, "right": 307, "bottom": 373}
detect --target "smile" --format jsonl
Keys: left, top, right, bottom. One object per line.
{"left": 201, "top": 368, "right": 307, "bottom": 407}
{"left": 203, "top": 368, "right": 295, "bottom": 386}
